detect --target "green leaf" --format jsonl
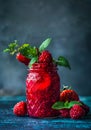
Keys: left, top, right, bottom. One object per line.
{"left": 18, "top": 44, "right": 30, "bottom": 56}
{"left": 3, "top": 48, "right": 10, "bottom": 53}
{"left": 3, "top": 41, "right": 19, "bottom": 55}
{"left": 56, "top": 56, "right": 71, "bottom": 69}
{"left": 64, "top": 101, "right": 69, "bottom": 107}
{"left": 52, "top": 101, "right": 82, "bottom": 110}
{"left": 52, "top": 101, "right": 73, "bottom": 110}
{"left": 3, "top": 41, "right": 37, "bottom": 59}
{"left": 28, "top": 56, "right": 38, "bottom": 68}
{"left": 52, "top": 101, "right": 64, "bottom": 110}
{"left": 69, "top": 101, "right": 82, "bottom": 108}
{"left": 39, "top": 38, "right": 52, "bottom": 52}
{"left": 8, "top": 42, "right": 18, "bottom": 49}
{"left": 18, "top": 44, "right": 37, "bottom": 59}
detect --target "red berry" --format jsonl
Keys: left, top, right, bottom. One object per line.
{"left": 80, "top": 102, "right": 90, "bottom": 115}
{"left": 13, "top": 101, "right": 27, "bottom": 116}
{"left": 16, "top": 53, "right": 30, "bottom": 65}
{"left": 38, "top": 50, "right": 53, "bottom": 63}
{"left": 70, "top": 104, "right": 85, "bottom": 119}
{"left": 60, "top": 89, "right": 79, "bottom": 102}
{"left": 60, "top": 109, "right": 70, "bottom": 118}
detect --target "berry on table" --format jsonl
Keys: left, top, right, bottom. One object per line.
{"left": 80, "top": 102, "right": 90, "bottom": 115}
{"left": 13, "top": 101, "right": 27, "bottom": 116}
{"left": 70, "top": 104, "right": 85, "bottom": 119}
{"left": 60, "top": 87, "right": 79, "bottom": 102}
{"left": 60, "top": 108, "right": 70, "bottom": 118}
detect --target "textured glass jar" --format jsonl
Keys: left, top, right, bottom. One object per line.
{"left": 26, "top": 63, "right": 60, "bottom": 118}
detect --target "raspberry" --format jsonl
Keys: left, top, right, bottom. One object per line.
{"left": 60, "top": 89, "right": 79, "bottom": 102}
{"left": 70, "top": 104, "right": 85, "bottom": 119}
{"left": 16, "top": 53, "right": 30, "bottom": 65}
{"left": 60, "top": 109, "right": 70, "bottom": 118}
{"left": 38, "top": 50, "right": 53, "bottom": 63}
{"left": 80, "top": 102, "right": 90, "bottom": 115}
{"left": 13, "top": 101, "right": 27, "bottom": 116}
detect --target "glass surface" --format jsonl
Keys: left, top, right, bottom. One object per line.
{"left": 26, "top": 63, "right": 60, "bottom": 118}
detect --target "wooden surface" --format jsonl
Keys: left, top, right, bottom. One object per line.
{"left": 0, "top": 96, "right": 91, "bottom": 130}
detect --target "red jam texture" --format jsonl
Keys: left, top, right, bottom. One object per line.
{"left": 26, "top": 63, "right": 60, "bottom": 118}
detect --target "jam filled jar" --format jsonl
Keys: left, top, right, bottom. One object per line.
{"left": 26, "top": 63, "right": 60, "bottom": 118}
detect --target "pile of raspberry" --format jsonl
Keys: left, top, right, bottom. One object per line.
{"left": 13, "top": 87, "right": 90, "bottom": 120}
{"left": 59, "top": 88, "right": 90, "bottom": 119}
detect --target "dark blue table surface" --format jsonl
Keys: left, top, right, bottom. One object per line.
{"left": 0, "top": 96, "right": 91, "bottom": 130}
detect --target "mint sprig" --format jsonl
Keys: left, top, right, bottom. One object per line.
{"left": 3, "top": 38, "right": 71, "bottom": 69}
{"left": 39, "top": 38, "right": 52, "bottom": 52}
{"left": 3, "top": 41, "right": 37, "bottom": 59}
{"left": 18, "top": 44, "right": 37, "bottom": 59}
{"left": 3, "top": 40, "right": 18, "bottom": 55}
{"left": 52, "top": 101, "right": 82, "bottom": 110}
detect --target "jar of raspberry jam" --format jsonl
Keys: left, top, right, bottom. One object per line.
{"left": 26, "top": 63, "right": 60, "bottom": 118}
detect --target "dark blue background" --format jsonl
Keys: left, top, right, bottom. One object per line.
{"left": 0, "top": 0, "right": 91, "bottom": 96}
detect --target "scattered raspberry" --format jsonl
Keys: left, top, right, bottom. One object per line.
{"left": 80, "top": 102, "right": 90, "bottom": 115}
{"left": 38, "top": 50, "right": 53, "bottom": 63}
{"left": 13, "top": 101, "right": 27, "bottom": 116}
{"left": 16, "top": 53, "right": 30, "bottom": 65}
{"left": 70, "top": 104, "right": 85, "bottom": 119}
{"left": 60, "top": 89, "right": 79, "bottom": 102}
{"left": 60, "top": 109, "right": 70, "bottom": 118}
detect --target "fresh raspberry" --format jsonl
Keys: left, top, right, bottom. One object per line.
{"left": 13, "top": 101, "right": 27, "bottom": 116}
{"left": 80, "top": 102, "right": 90, "bottom": 115}
{"left": 38, "top": 50, "right": 53, "bottom": 63}
{"left": 60, "top": 108, "right": 70, "bottom": 118}
{"left": 70, "top": 104, "right": 85, "bottom": 119}
{"left": 60, "top": 89, "right": 79, "bottom": 102}
{"left": 16, "top": 52, "right": 30, "bottom": 65}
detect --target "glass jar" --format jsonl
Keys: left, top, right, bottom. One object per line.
{"left": 26, "top": 63, "right": 60, "bottom": 118}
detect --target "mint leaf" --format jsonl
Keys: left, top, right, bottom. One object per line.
{"left": 18, "top": 44, "right": 30, "bottom": 55}
{"left": 52, "top": 101, "right": 82, "bottom": 110}
{"left": 28, "top": 56, "right": 38, "bottom": 68}
{"left": 39, "top": 38, "right": 52, "bottom": 52}
{"left": 3, "top": 41, "right": 19, "bottom": 55}
{"left": 56, "top": 56, "right": 71, "bottom": 69}
{"left": 18, "top": 44, "right": 37, "bottom": 59}
{"left": 64, "top": 101, "right": 69, "bottom": 107}
{"left": 3, "top": 48, "right": 10, "bottom": 53}
{"left": 3, "top": 41, "right": 37, "bottom": 59}
{"left": 8, "top": 42, "right": 18, "bottom": 49}
{"left": 69, "top": 101, "right": 82, "bottom": 108}
{"left": 52, "top": 101, "right": 64, "bottom": 110}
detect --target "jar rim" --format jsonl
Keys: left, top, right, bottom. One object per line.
{"left": 28, "top": 63, "right": 58, "bottom": 71}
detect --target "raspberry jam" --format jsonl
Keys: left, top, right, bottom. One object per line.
{"left": 26, "top": 63, "right": 60, "bottom": 118}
